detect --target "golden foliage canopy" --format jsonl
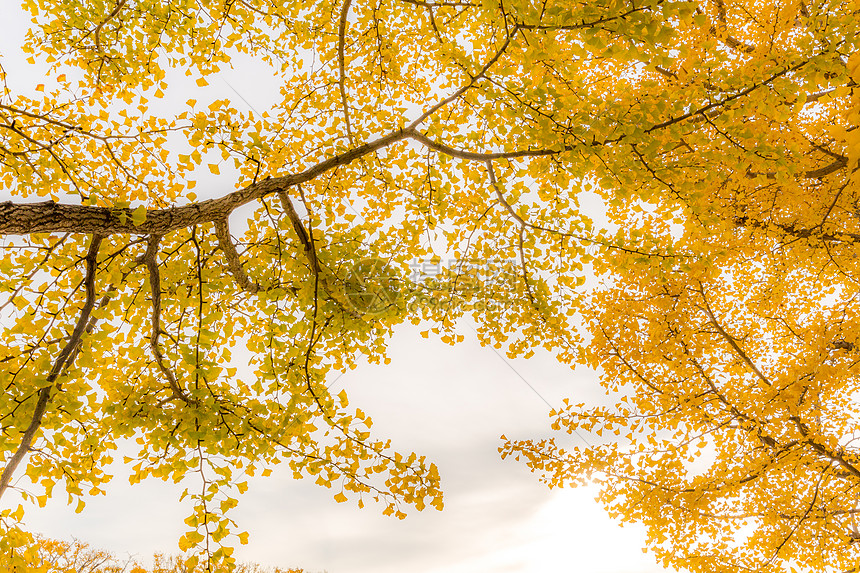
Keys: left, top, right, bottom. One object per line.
{"left": 0, "top": 0, "right": 858, "bottom": 571}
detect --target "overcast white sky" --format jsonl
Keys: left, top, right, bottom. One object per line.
{"left": 1, "top": 4, "right": 675, "bottom": 572}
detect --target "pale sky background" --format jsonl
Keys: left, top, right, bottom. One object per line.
{"left": 23, "top": 325, "right": 670, "bottom": 573}
{"left": 1, "top": 3, "right": 674, "bottom": 572}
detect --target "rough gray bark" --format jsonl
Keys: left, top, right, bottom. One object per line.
{"left": 0, "top": 128, "right": 412, "bottom": 236}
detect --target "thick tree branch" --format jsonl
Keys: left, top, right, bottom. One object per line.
{"left": 788, "top": 415, "right": 860, "bottom": 480}
{"left": 0, "top": 128, "right": 413, "bottom": 236}
{"left": 0, "top": 57, "right": 817, "bottom": 241}
{"left": 746, "top": 154, "right": 852, "bottom": 180}
{"left": 805, "top": 156, "right": 848, "bottom": 178}
{"left": 805, "top": 87, "right": 837, "bottom": 103}
{"left": 0, "top": 234, "right": 102, "bottom": 501}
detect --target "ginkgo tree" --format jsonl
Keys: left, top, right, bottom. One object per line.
{"left": 0, "top": 0, "right": 857, "bottom": 571}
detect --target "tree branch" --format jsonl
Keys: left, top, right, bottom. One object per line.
{"left": 0, "top": 57, "right": 817, "bottom": 241}
{"left": 214, "top": 217, "right": 262, "bottom": 294}
{"left": 805, "top": 156, "right": 848, "bottom": 178}
{"left": 0, "top": 234, "right": 103, "bottom": 501}
{"left": 408, "top": 131, "right": 561, "bottom": 160}
{"left": 145, "top": 235, "right": 193, "bottom": 404}
{"left": 279, "top": 191, "right": 321, "bottom": 275}
{"left": 698, "top": 284, "right": 772, "bottom": 387}
{"left": 486, "top": 161, "right": 537, "bottom": 305}
{"left": 0, "top": 128, "right": 413, "bottom": 236}
{"left": 91, "top": 0, "right": 130, "bottom": 54}
{"left": 704, "top": 1, "right": 756, "bottom": 54}
{"left": 514, "top": 4, "right": 652, "bottom": 31}
{"left": 407, "top": 24, "right": 518, "bottom": 128}
{"left": 279, "top": 190, "right": 362, "bottom": 319}
{"left": 338, "top": 0, "right": 355, "bottom": 145}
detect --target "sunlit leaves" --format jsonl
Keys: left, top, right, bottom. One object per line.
{"left": 501, "top": 0, "right": 860, "bottom": 569}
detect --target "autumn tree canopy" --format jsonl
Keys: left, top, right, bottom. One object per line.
{"left": 0, "top": 0, "right": 857, "bottom": 571}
